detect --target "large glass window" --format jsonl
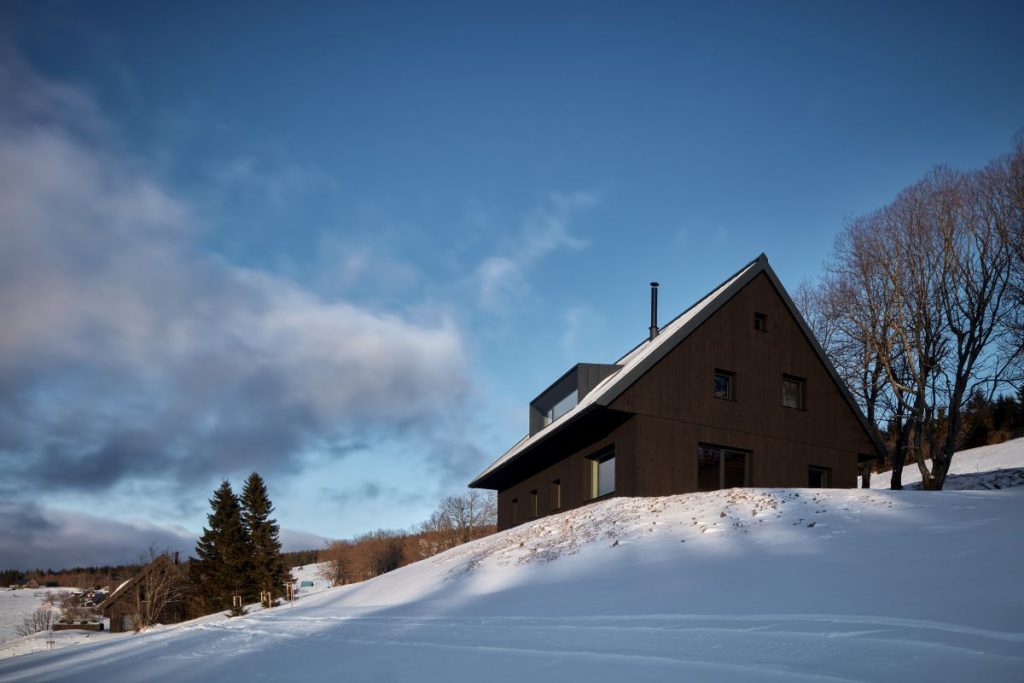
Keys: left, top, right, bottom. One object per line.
{"left": 590, "top": 448, "right": 615, "bottom": 498}
{"left": 697, "top": 444, "right": 750, "bottom": 491}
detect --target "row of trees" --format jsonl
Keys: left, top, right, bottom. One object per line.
{"left": 801, "top": 135, "right": 1023, "bottom": 489}
{"left": 190, "top": 473, "right": 288, "bottom": 615}
{"left": 320, "top": 490, "right": 496, "bottom": 585}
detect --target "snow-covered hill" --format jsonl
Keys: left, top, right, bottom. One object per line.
{"left": 1, "top": 440, "right": 1021, "bottom": 682}
{"left": 867, "top": 436, "right": 1024, "bottom": 490}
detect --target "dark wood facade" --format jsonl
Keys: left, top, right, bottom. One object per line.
{"left": 473, "top": 258, "right": 883, "bottom": 531}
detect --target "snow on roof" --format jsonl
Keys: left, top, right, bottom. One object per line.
{"left": 470, "top": 255, "right": 764, "bottom": 486}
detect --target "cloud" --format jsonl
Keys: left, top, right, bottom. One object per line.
{"left": 0, "top": 501, "right": 196, "bottom": 570}
{"left": 474, "top": 191, "right": 596, "bottom": 311}
{"left": 0, "top": 59, "right": 469, "bottom": 497}
{"left": 279, "top": 528, "right": 332, "bottom": 553}
{"left": 0, "top": 500, "right": 327, "bottom": 569}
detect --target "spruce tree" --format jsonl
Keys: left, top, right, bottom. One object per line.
{"left": 192, "top": 480, "right": 252, "bottom": 614}
{"left": 240, "top": 472, "right": 288, "bottom": 604}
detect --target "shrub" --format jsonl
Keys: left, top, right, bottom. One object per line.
{"left": 15, "top": 607, "right": 57, "bottom": 637}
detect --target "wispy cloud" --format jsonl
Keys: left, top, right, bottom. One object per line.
{"left": 0, "top": 59, "right": 469, "bottom": 500}
{"left": 474, "top": 191, "right": 597, "bottom": 311}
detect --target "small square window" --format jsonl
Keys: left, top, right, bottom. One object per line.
{"left": 754, "top": 312, "right": 767, "bottom": 332}
{"left": 713, "top": 370, "right": 735, "bottom": 400}
{"left": 550, "top": 480, "right": 561, "bottom": 511}
{"left": 529, "top": 490, "right": 538, "bottom": 518}
{"left": 782, "top": 375, "right": 805, "bottom": 410}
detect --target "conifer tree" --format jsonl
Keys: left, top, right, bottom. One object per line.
{"left": 191, "top": 480, "right": 252, "bottom": 614}
{"left": 240, "top": 472, "right": 288, "bottom": 603}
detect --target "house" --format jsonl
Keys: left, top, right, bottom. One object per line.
{"left": 97, "top": 554, "right": 187, "bottom": 633}
{"left": 470, "top": 254, "right": 884, "bottom": 530}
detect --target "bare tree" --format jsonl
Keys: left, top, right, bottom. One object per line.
{"left": 1002, "top": 134, "right": 1024, "bottom": 387}
{"left": 928, "top": 147, "right": 1022, "bottom": 487}
{"left": 319, "top": 540, "right": 354, "bottom": 586}
{"left": 55, "top": 590, "right": 93, "bottom": 624}
{"left": 15, "top": 606, "right": 57, "bottom": 637}
{"left": 820, "top": 140, "right": 1022, "bottom": 489}
{"left": 129, "top": 547, "right": 188, "bottom": 632}
{"left": 418, "top": 491, "right": 497, "bottom": 557}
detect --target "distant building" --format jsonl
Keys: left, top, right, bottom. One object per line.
{"left": 97, "top": 554, "right": 187, "bottom": 633}
{"left": 471, "top": 254, "right": 884, "bottom": 530}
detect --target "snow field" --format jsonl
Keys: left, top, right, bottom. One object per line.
{"left": 0, "top": 438, "right": 1020, "bottom": 682}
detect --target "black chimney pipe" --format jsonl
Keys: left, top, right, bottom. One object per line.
{"left": 649, "top": 282, "right": 659, "bottom": 341}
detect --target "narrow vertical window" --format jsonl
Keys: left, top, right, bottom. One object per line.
{"left": 529, "top": 490, "right": 538, "bottom": 518}
{"left": 754, "top": 312, "right": 767, "bottom": 332}
{"left": 713, "top": 370, "right": 735, "bottom": 400}
{"left": 590, "top": 448, "right": 615, "bottom": 498}
{"left": 782, "top": 375, "right": 805, "bottom": 409}
{"left": 550, "top": 480, "right": 561, "bottom": 510}
{"left": 511, "top": 498, "right": 519, "bottom": 524}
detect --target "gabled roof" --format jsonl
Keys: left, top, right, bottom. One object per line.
{"left": 470, "top": 253, "right": 885, "bottom": 489}
{"left": 96, "top": 555, "right": 179, "bottom": 611}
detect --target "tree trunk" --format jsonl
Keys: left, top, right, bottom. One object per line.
{"left": 889, "top": 425, "right": 908, "bottom": 490}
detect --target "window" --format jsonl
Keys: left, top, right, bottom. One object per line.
{"left": 590, "top": 448, "right": 615, "bottom": 498}
{"left": 808, "top": 466, "right": 831, "bottom": 488}
{"left": 550, "top": 480, "right": 561, "bottom": 510}
{"left": 511, "top": 498, "right": 519, "bottom": 524}
{"left": 754, "top": 312, "right": 767, "bottom": 332}
{"left": 697, "top": 444, "right": 750, "bottom": 491}
{"left": 543, "top": 390, "right": 578, "bottom": 427}
{"left": 529, "top": 490, "right": 539, "bottom": 518}
{"left": 782, "top": 375, "right": 805, "bottom": 409}
{"left": 713, "top": 370, "right": 735, "bottom": 400}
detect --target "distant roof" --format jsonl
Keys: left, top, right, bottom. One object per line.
{"left": 96, "top": 555, "right": 179, "bottom": 611}
{"left": 470, "top": 253, "right": 885, "bottom": 488}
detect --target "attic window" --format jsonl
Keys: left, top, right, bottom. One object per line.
{"left": 543, "top": 390, "right": 578, "bottom": 427}
{"left": 754, "top": 312, "right": 767, "bottom": 332}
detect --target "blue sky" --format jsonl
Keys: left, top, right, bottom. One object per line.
{"left": 1, "top": 1, "right": 1022, "bottom": 569}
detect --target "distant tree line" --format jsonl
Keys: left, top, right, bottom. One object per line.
{"left": 0, "top": 565, "right": 138, "bottom": 590}
{"left": 799, "top": 134, "right": 1023, "bottom": 489}
{"left": 319, "top": 490, "right": 496, "bottom": 586}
